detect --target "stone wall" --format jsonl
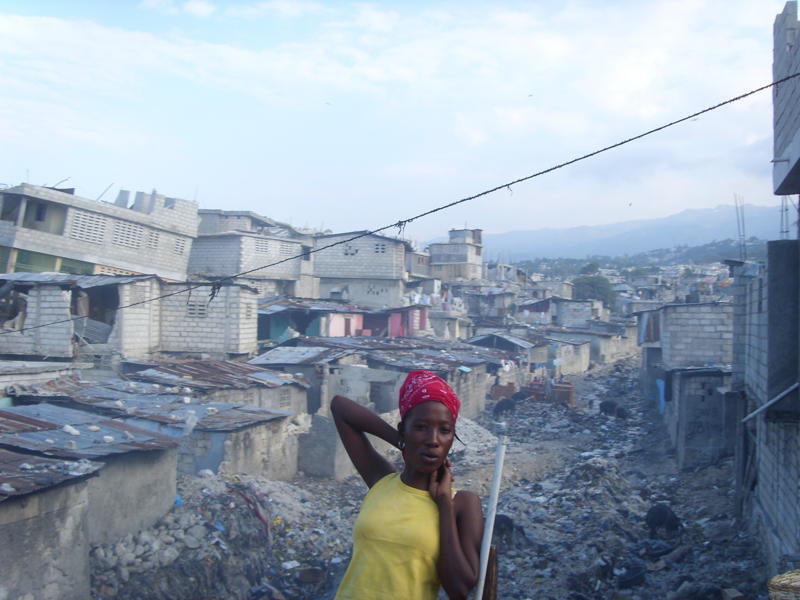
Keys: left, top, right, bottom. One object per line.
{"left": 661, "top": 303, "right": 733, "bottom": 368}
{"left": 205, "top": 385, "right": 307, "bottom": 416}
{"left": 0, "top": 480, "right": 91, "bottom": 600}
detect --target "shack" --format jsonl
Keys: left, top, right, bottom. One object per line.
{"left": 0, "top": 403, "right": 177, "bottom": 545}
{"left": 0, "top": 449, "right": 102, "bottom": 600}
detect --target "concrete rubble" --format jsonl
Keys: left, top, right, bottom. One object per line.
{"left": 89, "top": 359, "right": 768, "bottom": 600}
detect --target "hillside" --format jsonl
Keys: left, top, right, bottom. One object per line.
{"left": 482, "top": 204, "right": 786, "bottom": 259}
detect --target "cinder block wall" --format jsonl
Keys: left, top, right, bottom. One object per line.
{"left": 110, "top": 280, "right": 161, "bottom": 358}
{"left": 0, "top": 286, "right": 73, "bottom": 357}
{"left": 674, "top": 371, "right": 730, "bottom": 470}
{"left": 6, "top": 185, "right": 199, "bottom": 280}
{"left": 314, "top": 235, "right": 405, "bottom": 279}
{"left": 159, "top": 284, "right": 257, "bottom": 355}
{"left": 661, "top": 303, "right": 733, "bottom": 368}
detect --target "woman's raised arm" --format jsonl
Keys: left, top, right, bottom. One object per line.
{"left": 330, "top": 395, "right": 399, "bottom": 488}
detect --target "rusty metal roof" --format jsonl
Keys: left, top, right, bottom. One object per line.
{"left": 286, "top": 336, "right": 514, "bottom": 365}
{"left": 0, "top": 448, "right": 102, "bottom": 503}
{"left": 9, "top": 377, "right": 293, "bottom": 433}
{"left": 126, "top": 360, "right": 309, "bottom": 390}
{"left": 0, "top": 403, "right": 177, "bottom": 459}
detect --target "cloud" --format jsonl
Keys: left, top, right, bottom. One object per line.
{"left": 226, "top": 1, "right": 329, "bottom": 19}
{"left": 139, "top": 0, "right": 216, "bottom": 17}
{"left": 182, "top": 1, "right": 216, "bottom": 18}
{"left": 0, "top": 1, "right": 788, "bottom": 237}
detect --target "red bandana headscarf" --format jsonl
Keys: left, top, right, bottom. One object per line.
{"left": 398, "top": 370, "right": 460, "bottom": 421}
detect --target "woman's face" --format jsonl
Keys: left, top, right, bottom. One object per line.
{"left": 401, "top": 401, "right": 455, "bottom": 473}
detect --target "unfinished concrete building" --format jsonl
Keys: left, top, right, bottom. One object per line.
{"left": 0, "top": 273, "right": 259, "bottom": 361}
{"left": 0, "top": 184, "right": 198, "bottom": 280}
{"left": 428, "top": 228, "right": 484, "bottom": 282}
{"left": 313, "top": 231, "right": 413, "bottom": 308}
{"left": 188, "top": 210, "right": 318, "bottom": 298}
{"left": 636, "top": 301, "right": 735, "bottom": 469}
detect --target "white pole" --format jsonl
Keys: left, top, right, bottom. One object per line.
{"left": 474, "top": 435, "right": 507, "bottom": 600}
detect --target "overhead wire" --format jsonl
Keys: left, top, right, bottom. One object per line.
{"left": 3, "top": 71, "right": 799, "bottom": 337}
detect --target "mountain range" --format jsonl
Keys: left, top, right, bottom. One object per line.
{"left": 479, "top": 204, "right": 789, "bottom": 260}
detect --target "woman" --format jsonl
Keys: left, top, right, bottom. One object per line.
{"left": 331, "top": 370, "right": 483, "bottom": 600}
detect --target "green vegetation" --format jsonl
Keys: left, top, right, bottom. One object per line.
{"left": 572, "top": 274, "right": 616, "bottom": 308}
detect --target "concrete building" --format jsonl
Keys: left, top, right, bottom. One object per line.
{"left": 0, "top": 403, "right": 177, "bottom": 545}
{"left": 188, "top": 209, "right": 318, "bottom": 298}
{"left": 428, "top": 228, "right": 484, "bottom": 282}
{"left": 124, "top": 360, "right": 309, "bottom": 414}
{"left": 257, "top": 297, "right": 368, "bottom": 343}
{"left": 0, "top": 449, "right": 102, "bottom": 600}
{"left": 0, "top": 184, "right": 198, "bottom": 280}
{"left": 313, "top": 231, "right": 412, "bottom": 308}
{"left": 773, "top": 2, "right": 800, "bottom": 195}
{"left": 527, "top": 279, "right": 574, "bottom": 300}
{"left": 728, "top": 240, "right": 800, "bottom": 575}
{"left": 0, "top": 273, "right": 259, "bottom": 360}
{"left": 249, "top": 346, "right": 361, "bottom": 414}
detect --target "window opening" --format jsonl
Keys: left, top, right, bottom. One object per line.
{"left": 69, "top": 212, "right": 107, "bottom": 244}
{"left": 375, "top": 243, "right": 386, "bottom": 254}
{"left": 187, "top": 302, "right": 208, "bottom": 318}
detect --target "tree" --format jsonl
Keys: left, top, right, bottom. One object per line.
{"left": 579, "top": 261, "right": 600, "bottom": 275}
{"left": 572, "top": 274, "right": 616, "bottom": 308}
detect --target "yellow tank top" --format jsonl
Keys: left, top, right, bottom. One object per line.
{"left": 335, "top": 472, "right": 441, "bottom": 600}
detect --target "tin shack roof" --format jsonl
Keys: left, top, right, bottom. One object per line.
{"left": 0, "top": 403, "right": 177, "bottom": 460}
{"left": 0, "top": 448, "right": 102, "bottom": 503}
{"left": 249, "top": 346, "right": 355, "bottom": 366}
{"left": 126, "top": 360, "right": 309, "bottom": 390}
{"left": 258, "top": 296, "right": 366, "bottom": 315}
{"left": 9, "top": 378, "right": 292, "bottom": 433}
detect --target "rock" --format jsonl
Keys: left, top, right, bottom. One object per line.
{"left": 159, "top": 546, "right": 180, "bottom": 567}
{"left": 186, "top": 524, "right": 206, "bottom": 539}
{"left": 183, "top": 535, "right": 201, "bottom": 549}
{"left": 281, "top": 560, "right": 301, "bottom": 570}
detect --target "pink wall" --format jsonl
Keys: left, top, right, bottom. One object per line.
{"left": 328, "top": 313, "right": 364, "bottom": 337}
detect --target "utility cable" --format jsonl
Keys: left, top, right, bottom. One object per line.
{"left": 3, "top": 71, "right": 799, "bottom": 337}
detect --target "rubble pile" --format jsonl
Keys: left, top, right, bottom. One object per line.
{"left": 483, "top": 359, "right": 767, "bottom": 600}
{"left": 90, "top": 359, "right": 767, "bottom": 599}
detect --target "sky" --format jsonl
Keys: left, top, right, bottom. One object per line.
{"left": 0, "top": 0, "right": 792, "bottom": 246}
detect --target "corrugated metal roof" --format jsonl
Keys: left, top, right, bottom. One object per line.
{"left": 0, "top": 272, "right": 158, "bottom": 288}
{"left": 0, "top": 448, "right": 102, "bottom": 503}
{"left": 466, "top": 333, "right": 538, "bottom": 349}
{"left": 127, "top": 360, "right": 309, "bottom": 389}
{"left": 0, "top": 403, "right": 177, "bottom": 459}
{"left": 257, "top": 297, "right": 365, "bottom": 315}
{"left": 249, "top": 346, "right": 354, "bottom": 366}
{"left": 10, "top": 377, "right": 293, "bottom": 433}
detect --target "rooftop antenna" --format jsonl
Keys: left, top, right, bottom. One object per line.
{"left": 96, "top": 182, "right": 114, "bottom": 202}
{"left": 734, "top": 194, "right": 747, "bottom": 260}
{"left": 50, "top": 177, "right": 70, "bottom": 188}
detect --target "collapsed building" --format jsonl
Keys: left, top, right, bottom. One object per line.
{"left": 0, "top": 273, "right": 258, "bottom": 361}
